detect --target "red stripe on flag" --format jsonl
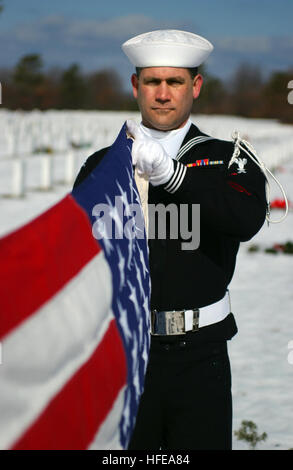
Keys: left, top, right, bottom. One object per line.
{"left": 11, "top": 319, "right": 127, "bottom": 450}
{"left": 0, "top": 194, "right": 100, "bottom": 340}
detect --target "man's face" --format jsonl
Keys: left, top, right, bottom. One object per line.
{"left": 131, "top": 67, "right": 203, "bottom": 131}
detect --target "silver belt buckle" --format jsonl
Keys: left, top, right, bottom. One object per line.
{"left": 151, "top": 309, "right": 200, "bottom": 335}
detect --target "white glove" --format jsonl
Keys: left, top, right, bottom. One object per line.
{"left": 126, "top": 119, "right": 174, "bottom": 186}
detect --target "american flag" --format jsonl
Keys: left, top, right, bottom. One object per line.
{"left": 0, "top": 123, "right": 151, "bottom": 450}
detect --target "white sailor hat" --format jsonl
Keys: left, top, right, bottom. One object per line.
{"left": 121, "top": 29, "right": 213, "bottom": 68}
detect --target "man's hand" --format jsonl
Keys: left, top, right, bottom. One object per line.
{"left": 126, "top": 119, "right": 174, "bottom": 186}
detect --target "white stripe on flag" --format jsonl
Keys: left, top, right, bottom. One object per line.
{"left": 0, "top": 251, "right": 113, "bottom": 450}
{"left": 88, "top": 386, "right": 126, "bottom": 450}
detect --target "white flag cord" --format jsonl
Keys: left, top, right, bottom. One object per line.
{"left": 230, "top": 131, "right": 289, "bottom": 224}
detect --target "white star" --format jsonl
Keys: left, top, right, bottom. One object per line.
{"left": 138, "top": 316, "right": 144, "bottom": 348}
{"left": 102, "top": 232, "right": 114, "bottom": 256}
{"left": 127, "top": 280, "right": 140, "bottom": 317}
{"left": 91, "top": 217, "right": 105, "bottom": 238}
{"left": 142, "top": 292, "right": 150, "bottom": 316}
{"left": 126, "top": 167, "right": 134, "bottom": 204}
{"left": 116, "top": 179, "right": 128, "bottom": 205}
{"left": 124, "top": 228, "right": 134, "bottom": 270}
{"left": 117, "top": 299, "right": 132, "bottom": 343}
{"left": 124, "top": 215, "right": 135, "bottom": 240}
{"left": 134, "top": 258, "right": 144, "bottom": 299}
{"left": 93, "top": 211, "right": 114, "bottom": 256}
{"left": 122, "top": 389, "right": 131, "bottom": 436}
{"left": 142, "top": 336, "right": 150, "bottom": 374}
{"left": 105, "top": 194, "right": 124, "bottom": 239}
{"left": 116, "top": 245, "right": 125, "bottom": 291}
{"left": 138, "top": 244, "right": 149, "bottom": 278}
{"left": 142, "top": 293, "right": 151, "bottom": 338}
{"left": 116, "top": 180, "right": 132, "bottom": 217}
{"left": 133, "top": 365, "right": 141, "bottom": 403}
{"left": 131, "top": 330, "right": 138, "bottom": 374}
{"left": 132, "top": 183, "right": 141, "bottom": 204}
{"left": 134, "top": 221, "right": 144, "bottom": 239}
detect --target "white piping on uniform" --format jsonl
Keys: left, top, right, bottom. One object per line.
{"left": 176, "top": 136, "right": 215, "bottom": 161}
{"left": 164, "top": 163, "right": 187, "bottom": 193}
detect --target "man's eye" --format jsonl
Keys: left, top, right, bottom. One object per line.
{"left": 167, "top": 79, "right": 184, "bottom": 85}
{"left": 145, "top": 79, "right": 160, "bottom": 85}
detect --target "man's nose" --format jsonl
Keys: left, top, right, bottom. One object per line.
{"left": 155, "top": 82, "right": 171, "bottom": 102}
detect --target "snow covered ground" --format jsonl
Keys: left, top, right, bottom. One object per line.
{"left": 230, "top": 157, "right": 293, "bottom": 450}
{"left": 0, "top": 110, "right": 292, "bottom": 450}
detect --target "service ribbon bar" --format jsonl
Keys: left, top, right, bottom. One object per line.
{"left": 186, "top": 159, "right": 223, "bottom": 168}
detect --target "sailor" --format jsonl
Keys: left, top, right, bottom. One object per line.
{"left": 74, "top": 30, "right": 267, "bottom": 450}
{"left": 122, "top": 30, "right": 267, "bottom": 450}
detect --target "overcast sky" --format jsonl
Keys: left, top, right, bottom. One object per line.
{"left": 0, "top": 0, "right": 292, "bottom": 91}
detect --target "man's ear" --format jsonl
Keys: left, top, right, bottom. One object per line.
{"left": 193, "top": 74, "right": 203, "bottom": 99}
{"left": 131, "top": 73, "right": 139, "bottom": 99}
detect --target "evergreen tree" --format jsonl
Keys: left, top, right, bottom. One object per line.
{"left": 59, "top": 64, "right": 87, "bottom": 109}
{"left": 13, "top": 54, "right": 44, "bottom": 109}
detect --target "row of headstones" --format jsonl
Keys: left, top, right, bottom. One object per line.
{"left": 9, "top": 152, "right": 77, "bottom": 197}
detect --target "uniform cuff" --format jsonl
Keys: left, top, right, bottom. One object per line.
{"left": 164, "top": 161, "right": 187, "bottom": 194}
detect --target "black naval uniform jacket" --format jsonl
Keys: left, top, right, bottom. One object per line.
{"left": 74, "top": 123, "right": 267, "bottom": 343}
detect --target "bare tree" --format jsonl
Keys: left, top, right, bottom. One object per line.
{"left": 228, "top": 62, "right": 265, "bottom": 117}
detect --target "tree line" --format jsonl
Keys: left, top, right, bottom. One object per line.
{"left": 0, "top": 53, "right": 292, "bottom": 123}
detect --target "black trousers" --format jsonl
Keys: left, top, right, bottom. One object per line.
{"left": 128, "top": 335, "right": 232, "bottom": 450}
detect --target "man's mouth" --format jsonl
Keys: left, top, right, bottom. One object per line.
{"left": 151, "top": 107, "right": 175, "bottom": 112}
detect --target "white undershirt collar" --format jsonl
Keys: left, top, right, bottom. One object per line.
{"left": 139, "top": 118, "right": 192, "bottom": 159}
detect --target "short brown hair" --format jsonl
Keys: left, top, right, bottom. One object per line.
{"left": 135, "top": 67, "right": 199, "bottom": 79}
